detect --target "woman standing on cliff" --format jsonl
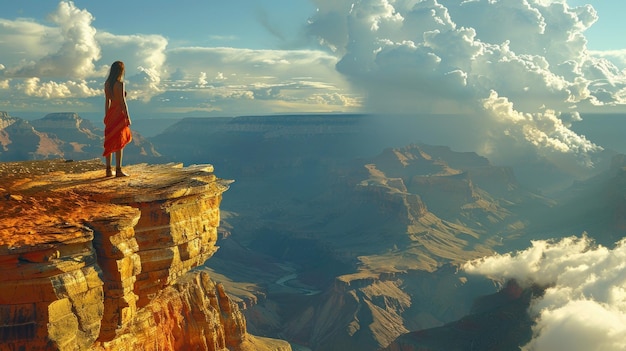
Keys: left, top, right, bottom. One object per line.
{"left": 103, "top": 60, "right": 132, "bottom": 177}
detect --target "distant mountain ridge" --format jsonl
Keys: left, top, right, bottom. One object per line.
{"left": 153, "top": 114, "right": 619, "bottom": 193}
{"left": 0, "top": 111, "right": 161, "bottom": 163}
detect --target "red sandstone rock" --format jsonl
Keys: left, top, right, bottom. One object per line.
{"left": 0, "top": 159, "right": 290, "bottom": 351}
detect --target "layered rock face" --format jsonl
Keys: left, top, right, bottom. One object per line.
{"left": 0, "top": 159, "right": 290, "bottom": 351}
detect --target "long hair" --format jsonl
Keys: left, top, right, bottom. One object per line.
{"left": 105, "top": 61, "right": 125, "bottom": 95}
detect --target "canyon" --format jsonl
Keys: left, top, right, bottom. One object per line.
{"left": 2, "top": 111, "right": 625, "bottom": 350}
{"left": 153, "top": 114, "right": 626, "bottom": 350}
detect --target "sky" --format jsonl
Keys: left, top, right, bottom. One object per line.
{"left": 1, "top": 0, "right": 626, "bottom": 166}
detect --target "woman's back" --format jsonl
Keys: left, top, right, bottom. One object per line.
{"left": 105, "top": 81, "right": 124, "bottom": 102}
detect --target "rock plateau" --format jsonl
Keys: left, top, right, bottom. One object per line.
{"left": 0, "top": 159, "right": 290, "bottom": 351}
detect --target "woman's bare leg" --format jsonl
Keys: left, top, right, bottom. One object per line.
{"left": 105, "top": 154, "right": 113, "bottom": 177}
{"left": 115, "top": 149, "right": 129, "bottom": 177}
{"left": 115, "top": 150, "right": 122, "bottom": 169}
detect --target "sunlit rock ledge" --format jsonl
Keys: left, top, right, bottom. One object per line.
{"left": 0, "top": 159, "right": 290, "bottom": 351}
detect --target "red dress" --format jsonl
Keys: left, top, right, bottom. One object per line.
{"left": 102, "top": 99, "right": 132, "bottom": 156}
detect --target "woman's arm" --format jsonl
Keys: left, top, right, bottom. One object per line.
{"left": 120, "top": 82, "right": 131, "bottom": 125}
{"left": 104, "top": 83, "right": 110, "bottom": 114}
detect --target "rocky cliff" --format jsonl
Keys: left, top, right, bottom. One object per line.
{"left": 0, "top": 159, "right": 290, "bottom": 351}
{"left": 382, "top": 280, "right": 539, "bottom": 351}
{"left": 527, "top": 154, "right": 626, "bottom": 247}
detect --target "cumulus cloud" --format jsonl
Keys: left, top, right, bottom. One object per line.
{"left": 97, "top": 32, "right": 168, "bottom": 101}
{"left": 197, "top": 72, "right": 208, "bottom": 86}
{"left": 18, "top": 77, "right": 99, "bottom": 98}
{"left": 482, "top": 90, "right": 600, "bottom": 166}
{"left": 0, "top": 18, "right": 62, "bottom": 74}
{"left": 215, "top": 72, "right": 227, "bottom": 81}
{"left": 308, "top": 0, "right": 625, "bottom": 166}
{"left": 307, "top": 91, "right": 361, "bottom": 107}
{"left": 464, "top": 235, "right": 626, "bottom": 351}
{"left": 0, "top": 1, "right": 170, "bottom": 107}
{"left": 591, "top": 49, "right": 626, "bottom": 70}
{"left": 0, "top": 2, "right": 105, "bottom": 102}
{"left": 0, "top": 1, "right": 357, "bottom": 115}
{"left": 2, "top": 0, "right": 622, "bottom": 137}
{"left": 6, "top": 1, "right": 99, "bottom": 79}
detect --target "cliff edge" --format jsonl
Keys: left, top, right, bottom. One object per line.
{"left": 0, "top": 159, "right": 290, "bottom": 351}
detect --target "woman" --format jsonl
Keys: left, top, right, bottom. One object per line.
{"left": 103, "top": 60, "right": 132, "bottom": 177}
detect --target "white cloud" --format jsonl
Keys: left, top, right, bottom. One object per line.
{"left": 1, "top": 0, "right": 623, "bottom": 138}
{"left": 160, "top": 46, "right": 357, "bottom": 114}
{"left": 525, "top": 300, "right": 626, "bottom": 351}
{"left": 307, "top": 92, "right": 361, "bottom": 107}
{"left": 0, "top": 1, "right": 169, "bottom": 107}
{"left": 308, "top": 0, "right": 626, "bottom": 166}
{"left": 5, "top": 1, "right": 100, "bottom": 79}
{"left": 0, "top": 18, "right": 61, "bottom": 70}
{"left": 197, "top": 72, "right": 208, "bottom": 86}
{"left": 590, "top": 49, "right": 626, "bottom": 69}
{"left": 0, "top": 1, "right": 357, "bottom": 116}
{"left": 18, "top": 77, "right": 99, "bottom": 99}
{"left": 215, "top": 72, "right": 226, "bottom": 81}
{"left": 97, "top": 32, "right": 168, "bottom": 101}
{"left": 482, "top": 90, "right": 601, "bottom": 166}
{"left": 463, "top": 235, "right": 626, "bottom": 351}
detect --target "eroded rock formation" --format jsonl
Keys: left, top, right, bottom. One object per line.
{"left": 0, "top": 159, "right": 290, "bottom": 351}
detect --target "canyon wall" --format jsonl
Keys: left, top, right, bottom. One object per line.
{"left": 0, "top": 159, "right": 290, "bottom": 351}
